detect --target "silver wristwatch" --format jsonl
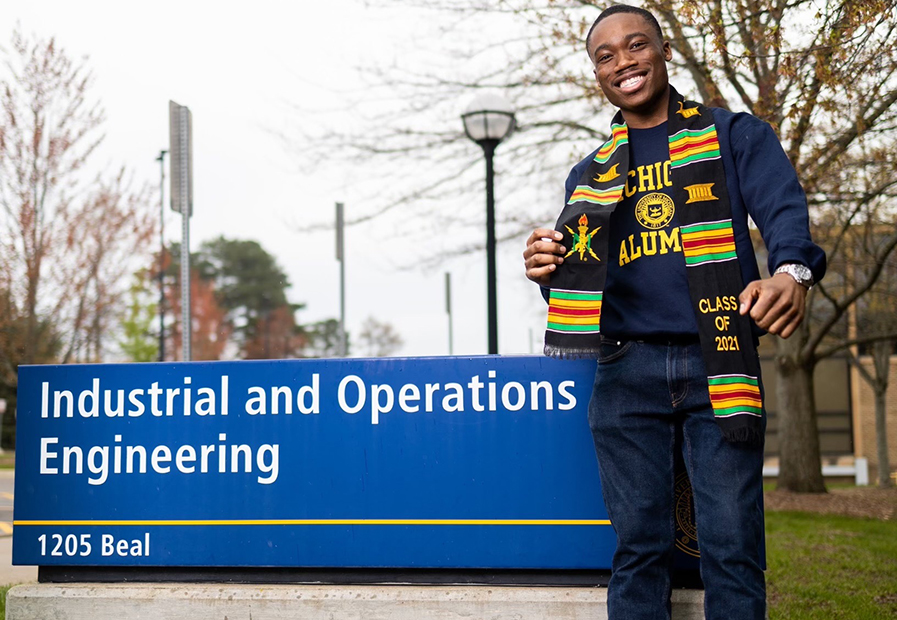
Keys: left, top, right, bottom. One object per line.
{"left": 774, "top": 263, "right": 814, "bottom": 288}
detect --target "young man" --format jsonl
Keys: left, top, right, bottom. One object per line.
{"left": 523, "top": 5, "right": 825, "bottom": 619}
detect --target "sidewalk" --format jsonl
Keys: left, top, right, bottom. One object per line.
{"left": 0, "top": 470, "right": 37, "bottom": 585}
{"left": 0, "top": 536, "right": 37, "bottom": 585}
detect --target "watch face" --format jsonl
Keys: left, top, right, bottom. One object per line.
{"left": 779, "top": 264, "right": 813, "bottom": 286}
{"left": 794, "top": 265, "right": 812, "bottom": 281}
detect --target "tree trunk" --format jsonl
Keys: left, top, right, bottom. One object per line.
{"left": 775, "top": 334, "right": 826, "bottom": 492}
{"left": 24, "top": 257, "right": 38, "bottom": 366}
{"left": 872, "top": 340, "right": 892, "bottom": 488}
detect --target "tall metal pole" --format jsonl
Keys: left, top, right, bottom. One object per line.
{"left": 156, "top": 150, "right": 167, "bottom": 362}
{"left": 177, "top": 111, "right": 191, "bottom": 362}
{"left": 336, "top": 202, "right": 347, "bottom": 357}
{"left": 482, "top": 140, "right": 498, "bottom": 355}
{"left": 169, "top": 101, "right": 193, "bottom": 361}
{"left": 445, "top": 272, "right": 454, "bottom": 355}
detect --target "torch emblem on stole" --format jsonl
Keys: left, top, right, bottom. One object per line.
{"left": 565, "top": 214, "right": 601, "bottom": 262}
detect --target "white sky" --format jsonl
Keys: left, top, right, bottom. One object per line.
{"left": 6, "top": 0, "right": 555, "bottom": 358}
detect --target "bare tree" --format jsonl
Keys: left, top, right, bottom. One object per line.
{"left": 60, "top": 172, "right": 155, "bottom": 362}
{"left": 357, "top": 316, "right": 405, "bottom": 357}
{"left": 290, "top": 0, "right": 897, "bottom": 492}
{"left": 0, "top": 29, "right": 102, "bottom": 365}
{"left": 302, "top": 318, "right": 347, "bottom": 359}
{"left": 0, "top": 30, "right": 155, "bottom": 368}
{"left": 844, "top": 224, "right": 897, "bottom": 488}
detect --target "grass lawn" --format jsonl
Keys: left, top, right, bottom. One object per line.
{"left": 766, "top": 511, "right": 897, "bottom": 619}
{"left": 0, "top": 453, "right": 13, "bottom": 470}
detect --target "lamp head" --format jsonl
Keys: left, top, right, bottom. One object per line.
{"left": 461, "top": 93, "right": 516, "bottom": 145}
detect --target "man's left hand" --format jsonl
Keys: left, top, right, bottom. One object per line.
{"left": 738, "top": 274, "right": 808, "bottom": 339}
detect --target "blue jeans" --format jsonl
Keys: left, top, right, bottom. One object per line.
{"left": 588, "top": 338, "right": 766, "bottom": 620}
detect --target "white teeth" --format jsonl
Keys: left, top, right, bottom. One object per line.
{"left": 620, "top": 75, "right": 643, "bottom": 89}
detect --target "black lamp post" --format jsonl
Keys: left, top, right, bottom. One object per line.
{"left": 461, "top": 94, "right": 516, "bottom": 355}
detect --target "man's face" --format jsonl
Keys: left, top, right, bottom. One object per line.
{"left": 587, "top": 13, "right": 672, "bottom": 126}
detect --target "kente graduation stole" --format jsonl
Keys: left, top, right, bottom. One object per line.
{"left": 545, "top": 87, "right": 763, "bottom": 444}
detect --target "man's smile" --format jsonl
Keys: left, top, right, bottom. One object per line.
{"left": 616, "top": 73, "right": 647, "bottom": 93}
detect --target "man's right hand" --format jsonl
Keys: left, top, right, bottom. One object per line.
{"left": 524, "top": 228, "right": 566, "bottom": 287}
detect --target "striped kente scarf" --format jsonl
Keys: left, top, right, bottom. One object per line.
{"left": 544, "top": 87, "right": 763, "bottom": 444}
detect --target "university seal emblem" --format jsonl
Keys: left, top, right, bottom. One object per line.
{"left": 635, "top": 193, "right": 675, "bottom": 230}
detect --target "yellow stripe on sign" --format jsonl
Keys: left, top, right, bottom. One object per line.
{"left": 14, "top": 518, "right": 612, "bottom": 527}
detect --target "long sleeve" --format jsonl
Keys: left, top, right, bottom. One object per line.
{"left": 726, "top": 114, "right": 826, "bottom": 283}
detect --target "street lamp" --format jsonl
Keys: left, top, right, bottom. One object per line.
{"left": 461, "top": 93, "right": 516, "bottom": 355}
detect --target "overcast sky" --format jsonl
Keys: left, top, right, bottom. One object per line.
{"left": 6, "top": 0, "right": 556, "bottom": 358}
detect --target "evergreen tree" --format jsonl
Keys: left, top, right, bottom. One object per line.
{"left": 118, "top": 270, "right": 158, "bottom": 363}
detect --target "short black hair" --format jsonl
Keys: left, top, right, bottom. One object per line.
{"left": 585, "top": 4, "right": 665, "bottom": 57}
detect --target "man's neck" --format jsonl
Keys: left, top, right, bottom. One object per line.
{"left": 620, "top": 86, "right": 670, "bottom": 129}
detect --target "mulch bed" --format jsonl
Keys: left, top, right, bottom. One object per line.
{"left": 765, "top": 486, "right": 897, "bottom": 521}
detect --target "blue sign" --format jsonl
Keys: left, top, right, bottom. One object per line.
{"left": 13, "top": 356, "right": 697, "bottom": 568}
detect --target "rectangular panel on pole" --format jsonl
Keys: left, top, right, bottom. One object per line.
{"left": 168, "top": 101, "right": 193, "bottom": 216}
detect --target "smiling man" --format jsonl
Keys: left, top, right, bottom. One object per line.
{"left": 523, "top": 5, "right": 825, "bottom": 620}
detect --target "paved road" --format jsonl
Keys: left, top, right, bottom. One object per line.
{"left": 0, "top": 470, "right": 38, "bottom": 584}
{"left": 0, "top": 469, "right": 14, "bottom": 535}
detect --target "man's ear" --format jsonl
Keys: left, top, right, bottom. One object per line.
{"left": 663, "top": 41, "right": 672, "bottom": 61}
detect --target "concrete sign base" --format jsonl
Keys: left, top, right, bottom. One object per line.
{"left": 7, "top": 583, "right": 704, "bottom": 619}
